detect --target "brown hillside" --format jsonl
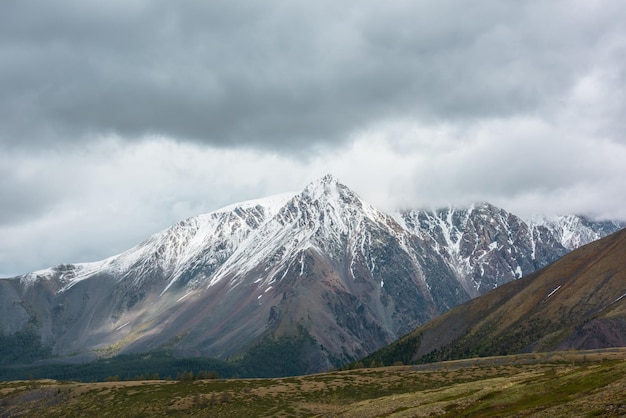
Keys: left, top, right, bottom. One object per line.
{"left": 366, "top": 228, "right": 626, "bottom": 365}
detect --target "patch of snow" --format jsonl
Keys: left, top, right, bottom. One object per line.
{"left": 389, "top": 211, "right": 407, "bottom": 230}
{"left": 177, "top": 292, "right": 193, "bottom": 303}
{"left": 115, "top": 321, "right": 130, "bottom": 331}
{"left": 611, "top": 292, "right": 626, "bottom": 305}
{"left": 529, "top": 225, "right": 537, "bottom": 260}
{"left": 545, "top": 285, "right": 562, "bottom": 300}
{"left": 213, "top": 192, "right": 296, "bottom": 216}
{"left": 299, "top": 252, "right": 305, "bottom": 276}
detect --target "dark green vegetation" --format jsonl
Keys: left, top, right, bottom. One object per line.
{"left": 0, "top": 351, "right": 234, "bottom": 382}
{"left": 1, "top": 350, "right": 624, "bottom": 417}
{"left": 0, "top": 329, "right": 322, "bottom": 382}
{"left": 364, "top": 228, "right": 626, "bottom": 367}
{"left": 0, "top": 329, "right": 52, "bottom": 366}
{"left": 235, "top": 326, "right": 325, "bottom": 377}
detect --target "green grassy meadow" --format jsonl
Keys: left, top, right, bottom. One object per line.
{"left": 1, "top": 349, "right": 625, "bottom": 417}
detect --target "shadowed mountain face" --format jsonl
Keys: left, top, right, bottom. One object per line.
{"left": 1, "top": 175, "right": 623, "bottom": 373}
{"left": 365, "top": 228, "right": 626, "bottom": 366}
{"left": 396, "top": 203, "right": 571, "bottom": 296}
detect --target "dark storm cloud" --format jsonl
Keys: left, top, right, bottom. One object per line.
{"left": 3, "top": 0, "right": 624, "bottom": 151}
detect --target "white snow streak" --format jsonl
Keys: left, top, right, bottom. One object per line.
{"left": 115, "top": 321, "right": 130, "bottom": 331}
{"left": 299, "top": 252, "right": 305, "bottom": 276}
{"left": 177, "top": 292, "right": 193, "bottom": 302}
{"left": 611, "top": 292, "right": 626, "bottom": 305}
{"left": 545, "top": 285, "right": 562, "bottom": 300}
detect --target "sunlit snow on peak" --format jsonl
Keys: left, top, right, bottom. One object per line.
{"left": 211, "top": 192, "right": 296, "bottom": 217}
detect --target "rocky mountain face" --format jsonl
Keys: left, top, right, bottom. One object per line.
{"left": 364, "top": 227, "right": 626, "bottom": 366}
{"left": 394, "top": 204, "right": 623, "bottom": 297}
{"left": 0, "top": 175, "right": 623, "bottom": 374}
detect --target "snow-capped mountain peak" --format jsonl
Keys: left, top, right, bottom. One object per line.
{"left": 207, "top": 175, "right": 394, "bottom": 289}
{"left": 3, "top": 175, "right": 623, "bottom": 374}
{"left": 213, "top": 191, "right": 296, "bottom": 216}
{"left": 530, "top": 214, "right": 625, "bottom": 250}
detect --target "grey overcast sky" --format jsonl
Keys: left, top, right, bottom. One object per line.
{"left": 2, "top": 0, "right": 626, "bottom": 276}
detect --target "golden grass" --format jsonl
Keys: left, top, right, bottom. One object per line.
{"left": 1, "top": 349, "right": 625, "bottom": 417}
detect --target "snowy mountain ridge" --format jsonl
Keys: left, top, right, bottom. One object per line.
{"left": 394, "top": 201, "right": 624, "bottom": 296}
{"left": 26, "top": 178, "right": 618, "bottom": 296}
{"left": 22, "top": 191, "right": 295, "bottom": 293}
{"left": 2, "top": 175, "right": 623, "bottom": 373}
{"left": 530, "top": 214, "right": 625, "bottom": 250}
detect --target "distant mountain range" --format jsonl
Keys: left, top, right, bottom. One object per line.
{"left": 364, "top": 227, "right": 626, "bottom": 366}
{"left": 0, "top": 175, "right": 623, "bottom": 375}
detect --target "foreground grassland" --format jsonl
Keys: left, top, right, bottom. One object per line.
{"left": 1, "top": 349, "right": 625, "bottom": 417}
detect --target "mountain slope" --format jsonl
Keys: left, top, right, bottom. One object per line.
{"left": 395, "top": 203, "right": 569, "bottom": 296}
{"left": 364, "top": 228, "right": 626, "bottom": 366}
{"left": 0, "top": 176, "right": 464, "bottom": 372}
{"left": 120, "top": 175, "right": 467, "bottom": 369}
{"left": 0, "top": 194, "right": 295, "bottom": 361}
{"left": 0, "top": 175, "right": 623, "bottom": 375}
